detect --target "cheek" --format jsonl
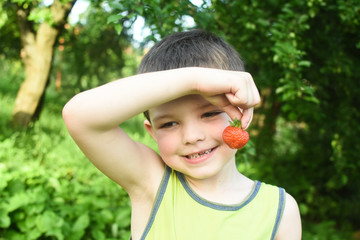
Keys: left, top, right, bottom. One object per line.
{"left": 209, "top": 119, "right": 229, "bottom": 141}
{"left": 156, "top": 133, "right": 178, "bottom": 159}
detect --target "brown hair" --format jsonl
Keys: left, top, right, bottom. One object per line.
{"left": 138, "top": 29, "right": 245, "bottom": 121}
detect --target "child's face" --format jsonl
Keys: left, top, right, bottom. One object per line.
{"left": 145, "top": 94, "right": 237, "bottom": 180}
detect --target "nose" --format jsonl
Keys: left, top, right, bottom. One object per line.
{"left": 181, "top": 121, "right": 205, "bottom": 145}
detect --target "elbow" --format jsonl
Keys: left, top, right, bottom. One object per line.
{"left": 62, "top": 101, "right": 72, "bottom": 126}
{"left": 62, "top": 96, "right": 83, "bottom": 134}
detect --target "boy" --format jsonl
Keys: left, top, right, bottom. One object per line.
{"left": 63, "top": 30, "right": 301, "bottom": 239}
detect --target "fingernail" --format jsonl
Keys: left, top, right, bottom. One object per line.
{"left": 244, "top": 115, "right": 253, "bottom": 130}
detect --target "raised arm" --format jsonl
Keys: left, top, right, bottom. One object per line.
{"left": 62, "top": 68, "right": 194, "bottom": 195}
{"left": 62, "top": 67, "right": 260, "bottom": 196}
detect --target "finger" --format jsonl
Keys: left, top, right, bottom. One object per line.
{"left": 225, "top": 91, "right": 251, "bottom": 110}
{"left": 240, "top": 108, "right": 253, "bottom": 129}
{"left": 243, "top": 72, "right": 259, "bottom": 100}
{"left": 222, "top": 104, "right": 243, "bottom": 121}
{"left": 232, "top": 73, "right": 260, "bottom": 108}
{"left": 251, "top": 82, "right": 261, "bottom": 106}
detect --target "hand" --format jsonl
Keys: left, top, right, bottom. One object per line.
{"left": 204, "top": 94, "right": 255, "bottom": 129}
{"left": 195, "top": 69, "right": 260, "bottom": 129}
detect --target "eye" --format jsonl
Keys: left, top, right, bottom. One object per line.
{"left": 159, "top": 121, "right": 178, "bottom": 129}
{"left": 202, "top": 111, "right": 223, "bottom": 118}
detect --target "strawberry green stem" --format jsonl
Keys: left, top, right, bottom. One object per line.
{"left": 229, "top": 118, "right": 242, "bottom": 128}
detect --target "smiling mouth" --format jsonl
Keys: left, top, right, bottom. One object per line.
{"left": 186, "top": 148, "right": 215, "bottom": 160}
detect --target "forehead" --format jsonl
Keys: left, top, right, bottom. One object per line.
{"left": 149, "top": 95, "right": 213, "bottom": 121}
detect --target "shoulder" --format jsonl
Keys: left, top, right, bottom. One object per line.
{"left": 275, "top": 192, "right": 302, "bottom": 240}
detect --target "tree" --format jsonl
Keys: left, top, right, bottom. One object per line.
{"left": 1, "top": 0, "right": 76, "bottom": 128}
{"left": 57, "top": 2, "right": 133, "bottom": 93}
{"left": 106, "top": 0, "right": 198, "bottom": 42}
{"left": 190, "top": 0, "right": 360, "bottom": 229}
{"left": 108, "top": 0, "right": 360, "bottom": 231}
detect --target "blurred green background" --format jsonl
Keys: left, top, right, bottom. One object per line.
{"left": 0, "top": 0, "right": 359, "bottom": 239}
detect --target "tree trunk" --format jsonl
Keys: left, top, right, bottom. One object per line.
{"left": 12, "top": 0, "right": 75, "bottom": 128}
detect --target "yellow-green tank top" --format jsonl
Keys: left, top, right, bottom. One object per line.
{"left": 138, "top": 166, "right": 285, "bottom": 240}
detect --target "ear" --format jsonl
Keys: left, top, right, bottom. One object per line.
{"left": 144, "top": 119, "right": 158, "bottom": 142}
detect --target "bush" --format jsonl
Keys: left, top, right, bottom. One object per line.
{"left": 0, "top": 88, "right": 133, "bottom": 239}
{"left": 0, "top": 157, "right": 131, "bottom": 240}
{"left": 0, "top": 58, "right": 354, "bottom": 239}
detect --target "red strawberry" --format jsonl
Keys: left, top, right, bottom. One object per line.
{"left": 222, "top": 119, "right": 249, "bottom": 149}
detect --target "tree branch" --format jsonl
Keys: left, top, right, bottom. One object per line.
{"left": 50, "top": 0, "right": 76, "bottom": 29}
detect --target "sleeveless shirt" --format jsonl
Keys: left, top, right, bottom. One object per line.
{"left": 137, "top": 166, "right": 285, "bottom": 240}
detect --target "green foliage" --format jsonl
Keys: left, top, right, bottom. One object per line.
{"left": 302, "top": 221, "right": 352, "bottom": 240}
{"left": 0, "top": 3, "right": 21, "bottom": 59}
{"left": 198, "top": 0, "right": 320, "bottom": 121}
{"left": 91, "top": 0, "right": 360, "bottom": 235}
{"left": 27, "top": 6, "right": 54, "bottom": 26}
{"left": 187, "top": 0, "right": 360, "bottom": 232}
{"left": 0, "top": 55, "right": 152, "bottom": 239}
{"left": 235, "top": 138, "right": 258, "bottom": 179}
{"left": 0, "top": 51, "right": 156, "bottom": 239}
{"left": 0, "top": 145, "right": 132, "bottom": 239}
{"left": 0, "top": 55, "right": 353, "bottom": 238}
{"left": 1, "top": 0, "right": 359, "bottom": 238}
{"left": 0, "top": 97, "right": 132, "bottom": 240}
{"left": 52, "top": 2, "right": 137, "bottom": 95}
{"left": 0, "top": 56, "right": 24, "bottom": 94}
{"left": 108, "top": 0, "right": 198, "bottom": 42}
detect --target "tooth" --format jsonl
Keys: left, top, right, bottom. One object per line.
{"left": 190, "top": 153, "right": 200, "bottom": 159}
{"left": 188, "top": 149, "right": 212, "bottom": 159}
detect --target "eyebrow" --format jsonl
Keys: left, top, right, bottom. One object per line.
{"left": 152, "top": 113, "right": 172, "bottom": 123}
{"left": 151, "top": 101, "right": 217, "bottom": 123}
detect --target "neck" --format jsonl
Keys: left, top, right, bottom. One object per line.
{"left": 184, "top": 160, "right": 254, "bottom": 205}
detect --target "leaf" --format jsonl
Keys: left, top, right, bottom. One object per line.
{"left": 298, "top": 14, "right": 309, "bottom": 24}
{"left": 114, "top": 24, "right": 123, "bottom": 35}
{"left": 256, "top": 18, "right": 270, "bottom": 27}
{"left": 0, "top": 209, "right": 11, "bottom": 228}
{"left": 36, "top": 210, "right": 64, "bottom": 234}
{"left": 298, "top": 60, "right": 311, "bottom": 67}
{"left": 115, "top": 208, "right": 131, "bottom": 228}
{"left": 304, "top": 96, "right": 320, "bottom": 104}
{"left": 99, "top": 209, "right": 114, "bottom": 222}
{"left": 7, "top": 192, "right": 28, "bottom": 212}
{"left": 28, "top": 228, "right": 42, "bottom": 239}
{"left": 28, "top": 7, "right": 54, "bottom": 25}
{"left": 72, "top": 213, "right": 90, "bottom": 233}
{"left": 107, "top": 14, "right": 122, "bottom": 24}
{"left": 91, "top": 228, "right": 106, "bottom": 240}
{"left": 108, "top": 2, "right": 124, "bottom": 10}
{"left": 46, "top": 228, "right": 64, "bottom": 240}
{"left": 24, "top": 215, "right": 37, "bottom": 229}
{"left": 36, "top": 211, "right": 55, "bottom": 232}
{"left": 25, "top": 204, "right": 45, "bottom": 215}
